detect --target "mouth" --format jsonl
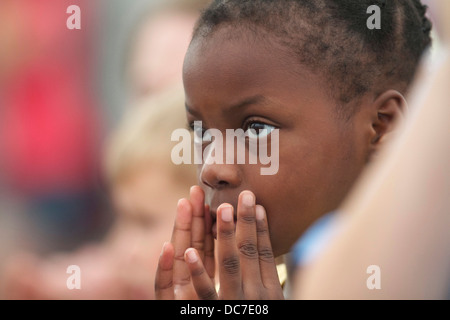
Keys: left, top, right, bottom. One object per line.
{"left": 210, "top": 209, "right": 218, "bottom": 239}
{"left": 212, "top": 220, "right": 218, "bottom": 239}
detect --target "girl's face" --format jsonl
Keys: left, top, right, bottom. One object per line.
{"left": 183, "top": 29, "right": 372, "bottom": 256}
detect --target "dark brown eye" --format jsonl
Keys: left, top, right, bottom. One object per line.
{"left": 246, "top": 122, "right": 276, "bottom": 139}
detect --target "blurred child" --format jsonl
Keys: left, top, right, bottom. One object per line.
{"left": 1, "top": 87, "right": 196, "bottom": 299}
{"left": 102, "top": 87, "right": 197, "bottom": 299}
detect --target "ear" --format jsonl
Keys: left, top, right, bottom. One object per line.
{"left": 370, "top": 90, "right": 407, "bottom": 151}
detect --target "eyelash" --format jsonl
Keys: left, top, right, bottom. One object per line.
{"left": 188, "top": 117, "right": 278, "bottom": 141}
{"left": 242, "top": 118, "right": 274, "bottom": 131}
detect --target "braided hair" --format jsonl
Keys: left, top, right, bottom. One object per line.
{"left": 191, "top": 0, "right": 432, "bottom": 117}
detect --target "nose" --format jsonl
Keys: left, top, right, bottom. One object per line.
{"left": 199, "top": 138, "right": 242, "bottom": 190}
{"left": 200, "top": 162, "right": 242, "bottom": 190}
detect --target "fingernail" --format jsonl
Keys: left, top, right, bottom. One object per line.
{"left": 161, "top": 242, "right": 168, "bottom": 256}
{"left": 221, "top": 205, "right": 233, "bottom": 222}
{"left": 256, "top": 206, "right": 265, "bottom": 221}
{"left": 242, "top": 192, "right": 254, "bottom": 207}
{"left": 186, "top": 248, "right": 198, "bottom": 264}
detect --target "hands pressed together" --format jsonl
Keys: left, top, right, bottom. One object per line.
{"left": 155, "top": 186, "right": 284, "bottom": 300}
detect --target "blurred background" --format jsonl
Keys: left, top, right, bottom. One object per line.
{"left": 0, "top": 0, "right": 208, "bottom": 299}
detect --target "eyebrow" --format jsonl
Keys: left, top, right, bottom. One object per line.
{"left": 185, "top": 94, "right": 269, "bottom": 116}
{"left": 226, "top": 95, "right": 268, "bottom": 113}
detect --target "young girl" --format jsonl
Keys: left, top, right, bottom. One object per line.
{"left": 155, "top": 0, "right": 432, "bottom": 299}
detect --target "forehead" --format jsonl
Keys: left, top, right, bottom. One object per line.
{"left": 183, "top": 27, "right": 323, "bottom": 110}
{"left": 184, "top": 28, "right": 287, "bottom": 81}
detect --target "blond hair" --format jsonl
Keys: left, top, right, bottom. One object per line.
{"left": 104, "top": 85, "right": 196, "bottom": 185}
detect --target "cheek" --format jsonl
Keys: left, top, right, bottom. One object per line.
{"left": 251, "top": 131, "right": 363, "bottom": 255}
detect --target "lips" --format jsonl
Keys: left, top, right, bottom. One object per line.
{"left": 209, "top": 208, "right": 218, "bottom": 239}
{"left": 212, "top": 221, "right": 218, "bottom": 239}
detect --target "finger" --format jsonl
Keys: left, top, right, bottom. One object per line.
{"left": 235, "top": 191, "right": 262, "bottom": 290}
{"left": 171, "top": 199, "right": 193, "bottom": 287}
{"left": 155, "top": 242, "right": 175, "bottom": 300}
{"left": 216, "top": 204, "right": 242, "bottom": 299}
{"left": 203, "top": 204, "right": 215, "bottom": 281}
{"left": 190, "top": 186, "right": 206, "bottom": 260}
{"left": 255, "top": 205, "right": 280, "bottom": 291}
{"left": 185, "top": 248, "right": 218, "bottom": 300}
